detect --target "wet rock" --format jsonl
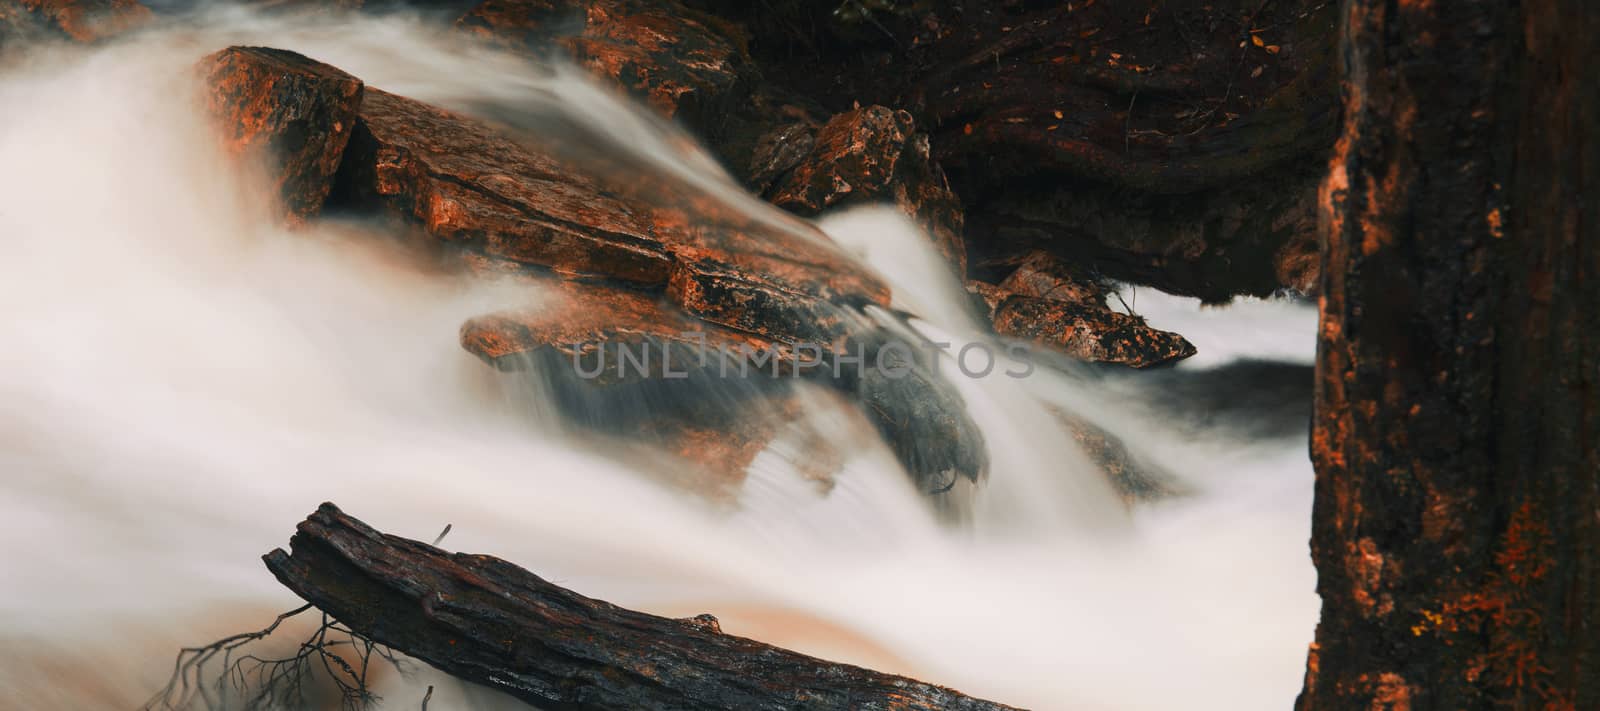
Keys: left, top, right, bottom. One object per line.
{"left": 744, "top": 121, "right": 815, "bottom": 194}
{"left": 665, "top": 249, "right": 879, "bottom": 346}
{"left": 457, "top": 0, "right": 755, "bottom": 127}
{"left": 766, "top": 105, "right": 967, "bottom": 276}
{"left": 992, "top": 295, "right": 1194, "bottom": 369}
{"left": 970, "top": 252, "right": 1195, "bottom": 368}
{"left": 1052, "top": 409, "right": 1183, "bottom": 504}
{"left": 852, "top": 344, "right": 988, "bottom": 494}
{"left": 460, "top": 277, "right": 795, "bottom": 380}
{"left": 333, "top": 87, "right": 674, "bottom": 283}
{"left": 198, "top": 45, "right": 983, "bottom": 499}
{"left": 331, "top": 83, "right": 889, "bottom": 343}
{"left": 200, "top": 47, "right": 364, "bottom": 221}
{"left": 963, "top": 280, "right": 1009, "bottom": 321}
{"left": 461, "top": 278, "right": 985, "bottom": 494}
{"left": 0, "top": 0, "right": 151, "bottom": 45}
{"left": 996, "top": 250, "right": 1105, "bottom": 305}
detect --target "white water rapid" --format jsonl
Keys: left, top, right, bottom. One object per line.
{"left": 0, "top": 7, "right": 1320, "bottom": 710}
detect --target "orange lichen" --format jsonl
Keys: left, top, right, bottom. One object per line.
{"left": 1409, "top": 499, "right": 1561, "bottom": 703}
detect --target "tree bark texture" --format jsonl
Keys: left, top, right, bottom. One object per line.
{"left": 1300, "top": 0, "right": 1599, "bottom": 709}
{"left": 264, "top": 503, "right": 1020, "bottom": 711}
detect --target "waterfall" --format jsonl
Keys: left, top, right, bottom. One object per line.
{"left": 0, "top": 7, "right": 1319, "bottom": 709}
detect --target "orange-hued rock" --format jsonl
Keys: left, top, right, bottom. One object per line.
{"left": 458, "top": 278, "right": 790, "bottom": 376}
{"left": 335, "top": 87, "right": 674, "bottom": 283}
{"left": 968, "top": 251, "right": 1195, "bottom": 368}
{"left": 197, "top": 45, "right": 980, "bottom": 498}
{"left": 0, "top": 0, "right": 151, "bottom": 44}
{"left": 200, "top": 47, "right": 363, "bottom": 221}
{"left": 996, "top": 250, "right": 1104, "bottom": 305}
{"left": 992, "top": 294, "right": 1194, "bottom": 369}
{"left": 461, "top": 276, "right": 986, "bottom": 494}
{"left": 1050, "top": 407, "right": 1181, "bottom": 504}
{"left": 767, "top": 106, "right": 967, "bottom": 276}
{"left": 457, "top": 0, "right": 754, "bottom": 125}
{"left": 458, "top": 280, "right": 852, "bottom": 499}
{"left": 333, "top": 84, "right": 889, "bottom": 343}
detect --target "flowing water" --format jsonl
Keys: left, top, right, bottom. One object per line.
{"left": 0, "top": 8, "right": 1320, "bottom": 710}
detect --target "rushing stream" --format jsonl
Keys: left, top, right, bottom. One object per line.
{"left": 0, "top": 7, "right": 1319, "bottom": 710}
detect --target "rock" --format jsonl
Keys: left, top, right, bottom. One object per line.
{"left": 333, "top": 87, "right": 674, "bottom": 282}
{"left": 699, "top": 0, "right": 1339, "bottom": 301}
{"left": 744, "top": 121, "right": 815, "bottom": 194}
{"left": 331, "top": 83, "right": 890, "bottom": 343}
{"left": 996, "top": 250, "right": 1105, "bottom": 305}
{"left": 846, "top": 328, "right": 987, "bottom": 494}
{"left": 457, "top": 0, "right": 755, "bottom": 128}
{"left": 767, "top": 106, "right": 967, "bottom": 277}
{"left": 1052, "top": 409, "right": 1182, "bottom": 504}
{"left": 461, "top": 277, "right": 986, "bottom": 493}
{"left": 461, "top": 278, "right": 814, "bottom": 499}
{"left": 200, "top": 47, "right": 364, "bottom": 221}
{"left": 968, "top": 252, "right": 1195, "bottom": 368}
{"left": 0, "top": 0, "right": 151, "bottom": 45}
{"left": 963, "top": 280, "right": 1010, "bottom": 321}
{"left": 992, "top": 294, "right": 1195, "bottom": 369}
{"left": 454, "top": 0, "right": 829, "bottom": 201}
{"left": 459, "top": 277, "right": 796, "bottom": 380}
{"left": 198, "top": 45, "right": 984, "bottom": 499}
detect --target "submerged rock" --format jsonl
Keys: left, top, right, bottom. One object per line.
{"left": 461, "top": 278, "right": 988, "bottom": 494}
{"left": 1052, "top": 409, "right": 1184, "bottom": 504}
{"left": 199, "top": 47, "right": 364, "bottom": 221}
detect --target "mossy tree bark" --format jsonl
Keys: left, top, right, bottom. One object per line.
{"left": 1300, "top": 0, "right": 1599, "bottom": 709}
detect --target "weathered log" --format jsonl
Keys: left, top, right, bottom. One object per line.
{"left": 1299, "top": 0, "right": 1600, "bottom": 708}
{"left": 264, "top": 503, "right": 1022, "bottom": 711}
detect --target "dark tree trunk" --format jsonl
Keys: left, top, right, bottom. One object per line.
{"left": 264, "top": 503, "right": 1020, "bottom": 711}
{"left": 1300, "top": 0, "right": 1599, "bottom": 709}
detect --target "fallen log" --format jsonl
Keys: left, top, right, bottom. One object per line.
{"left": 264, "top": 503, "right": 1021, "bottom": 711}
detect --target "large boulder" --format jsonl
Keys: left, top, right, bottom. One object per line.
{"left": 199, "top": 47, "right": 364, "bottom": 221}
{"left": 328, "top": 83, "right": 889, "bottom": 345}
